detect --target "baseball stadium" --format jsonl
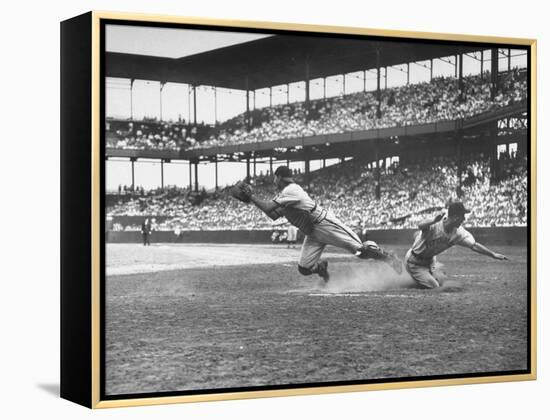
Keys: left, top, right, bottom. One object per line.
{"left": 103, "top": 27, "right": 530, "bottom": 397}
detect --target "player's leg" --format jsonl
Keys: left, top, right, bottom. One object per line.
{"left": 313, "top": 218, "right": 363, "bottom": 253}
{"left": 428, "top": 258, "right": 448, "bottom": 287}
{"left": 298, "top": 235, "right": 329, "bottom": 282}
{"left": 357, "top": 240, "right": 402, "bottom": 274}
{"left": 314, "top": 218, "right": 402, "bottom": 274}
{"left": 405, "top": 261, "right": 440, "bottom": 289}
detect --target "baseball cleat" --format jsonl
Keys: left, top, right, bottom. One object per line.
{"left": 317, "top": 260, "right": 330, "bottom": 283}
{"left": 356, "top": 241, "right": 384, "bottom": 259}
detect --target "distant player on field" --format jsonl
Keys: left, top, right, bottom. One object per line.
{"left": 141, "top": 217, "right": 152, "bottom": 246}
{"left": 405, "top": 201, "right": 508, "bottom": 289}
{"left": 230, "top": 166, "right": 402, "bottom": 282}
{"left": 287, "top": 224, "right": 298, "bottom": 248}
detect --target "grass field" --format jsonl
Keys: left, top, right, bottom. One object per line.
{"left": 105, "top": 243, "right": 529, "bottom": 396}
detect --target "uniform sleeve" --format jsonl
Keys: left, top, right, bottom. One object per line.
{"left": 270, "top": 207, "right": 283, "bottom": 219}
{"left": 455, "top": 227, "right": 476, "bottom": 248}
{"left": 273, "top": 185, "right": 301, "bottom": 207}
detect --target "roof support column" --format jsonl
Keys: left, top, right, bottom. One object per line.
{"left": 508, "top": 48, "right": 511, "bottom": 71}
{"left": 458, "top": 54, "right": 464, "bottom": 102}
{"left": 489, "top": 123, "right": 498, "bottom": 183}
{"left": 491, "top": 48, "right": 498, "bottom": 100}
{"left": 343, "top": 73, "right": 346, "bottom": 94}
{"left": 374, "top": 141, "right": 380, "bottom": 200}
{"left": 455, "top": 55, "right": 458, "bottom": 78}
{"left": 407, "top": 63, "right": 410, "bottom": 85}
{"left": 253, "top": 154, "right": 257, "bottom": 179}
{"left": 187, "top": 85, "right": 191, "bottom": 123}
{"left": 130, "top": 78, "right": 135, "bottom": 120}
{"left": 323, "top": 77, "right": 326, "bottom": 99}
{"left": 246, "top": 155, "right": 251, "bottom": 183}
{"left": 159, "top": 82, "right": 165, "bottom": 122}
{"left": 364, "top": 70, "right": 367, "bottom": 91}
{"left": 160, "top": 159, "right": 165, "bottom": 191}
{"left": 214, "top": 155, "right": 218, "bottom": 190}
{"left": 130, "top": 158, "right": 136, "bottom": 191}
{"left": 430, "top": 59, "right": 433, "bottom": 81}
{"left": 384, "top": 67, "right": 387, "bottom": 89}
{"left": 269, "top": 87, "right": 272, "bottom": 107}
{"left": 269, "top": 156, "right": 273, "bottom": 176}
{"left": 480, "top": 50, "right": 484, "bottom": 80}
{"left": 305, "top": 58, "right": 310, "bottom": 121}
{"left": 455, "top": 131, "right": 463, "bottom": 196}
{"left": 304, "top": 158, "right": 310, "bottom": 187}
{"left": 214, "top": 87, "right": 218, "bottom": 125}
{"left": 194, "top": 161, "right": 199, "bottom": 192}
{"left": 192, "top": 85, "right": 197, "bottom": 125}
{"left": 376, "top": 48, "right": 381, "bottom": 118}
{"left": 188, "top": 161, "right": 192, "bottom": 190}
{"left": 245, "top": 75, "right": 250, "bottom": 131}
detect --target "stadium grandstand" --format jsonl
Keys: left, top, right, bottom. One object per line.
{"left": 105, "top": 34, "right": 528, "bottom": 237}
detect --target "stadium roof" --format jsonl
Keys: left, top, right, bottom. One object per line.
{"left": 106, "top": 35, "right": 484, "bottom": 91}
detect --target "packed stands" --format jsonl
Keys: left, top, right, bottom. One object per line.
{"left": 105, "top": 119, "right": 210, "bottom": 151}
{"left": 191, "top": 69, "right": 527, "bottom": 149}
{"left": 105, "top": 69, "right": 527, "bottom": 151}
{"left": 106, "top": 154, "right": 527, "bottom": 232}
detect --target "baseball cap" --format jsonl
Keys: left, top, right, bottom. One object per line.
{"left": 274, "top": 166, "right": 294, "bottom": 181}
{"left": 447, "top": 201, "right": 471, "bottom": 217}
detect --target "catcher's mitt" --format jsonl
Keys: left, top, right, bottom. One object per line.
{"left": 229, "top": 181, "right": 253, "bottom": 203}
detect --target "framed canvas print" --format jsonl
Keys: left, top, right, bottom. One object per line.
{"left": 60, "top": 11, "right": 537, "bottom": 409}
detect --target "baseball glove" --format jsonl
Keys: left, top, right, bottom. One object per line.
{"left": 229, "top": 181, "right": 253, "bottom": 203}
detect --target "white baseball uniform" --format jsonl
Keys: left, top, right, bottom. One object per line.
{"left": 272, "top": 183, "right": 363, "bottom": 270}
{"left": 287, "top": 225, "right": 298, "bottom": 242}
{"left": 405, "top": 219, "right": 476, "bottom": 288}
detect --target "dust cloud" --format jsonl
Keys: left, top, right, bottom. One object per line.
{"left": 320, "top": 260, "right": 416, "bottom": 292}
{"left": 316, "top": 260, "right": 463, "bottom": 293}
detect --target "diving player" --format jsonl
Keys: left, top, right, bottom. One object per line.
{"left": 405, "top": 201, "right": 508, "bottom": 289}
{"left": 242, "top": 166, "right": 402, "bottom": 282}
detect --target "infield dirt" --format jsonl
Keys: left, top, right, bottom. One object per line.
{"left": 105, "top": 243, "right": 528, "bottom": 395}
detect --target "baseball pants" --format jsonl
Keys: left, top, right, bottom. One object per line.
{"left": 404, "top": 250, "right": 440, "bottom": 289}
{"left": 299, "top": 216, "right": 362, "bottom": 270}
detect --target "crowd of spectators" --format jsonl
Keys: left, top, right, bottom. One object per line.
{"left": 463, "top": 153, "right": 527, "bottom": 227}
{"left": 105, "top": 69, "right": 526, "bottom": 152}
{"left": 310, "top": 154, "right": 527, "bottom": 229}
{"left": 105, "top": 119, "right": 210, "bottom": 151}
{"left": 106, "top": 153, "right": 527, "bottom": 232}
{"left": 191, "top": 69, "right": 527, "bottom": 149}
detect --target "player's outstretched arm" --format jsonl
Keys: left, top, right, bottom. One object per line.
{"left": 471, "top": 242, "right": 508, "bottom": 260}
{"left": 418, "top": 212, "right": 445, "bottom": 231}
{"left": 229, "top": 181, "right": 280, "bottom": 220}
{"left": 249, "top": 195, "right": 280, "bottom": 220}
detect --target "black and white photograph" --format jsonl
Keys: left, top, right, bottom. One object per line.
{"left": 102, "top": 19, "right": 532, "bottom": 400}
